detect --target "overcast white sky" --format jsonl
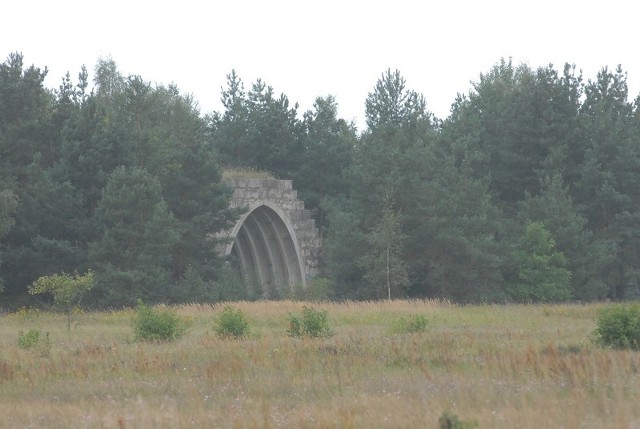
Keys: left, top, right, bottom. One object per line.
{"left": 2, "top": 0, "right": 639, "bottom": 129}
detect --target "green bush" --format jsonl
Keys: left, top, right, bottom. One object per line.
{"left": 593, "top": 303, "right": 640, "bottom": 350}
{"left": 18, "top": 329, "right": 41, "bottom": 349}
{"left": 132, "top": 301, "right": 189, "bottom": 342}
{"left": 287, "top": 306, "right": 332, "bottom": 338}
{"left": 215, "top": 306, "right": 249, "bottom": 339}
{"left": 392, "top": 314, "right": 429, "bottom": 333}
{"left": 17, "top": 329, "right": 51, "bottom": 356}
{"left": 438, "top": 412, "right": 478, "bottom": 429}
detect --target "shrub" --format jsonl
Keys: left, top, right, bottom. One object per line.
{"left": 215, "top": 306, "right": 249, "bottom": 339}
{"left": 392, "top": 314, "right": 429, "bottom": 333}
{"left": 287, "top": 306, "right": 332, "bottom": 338}
{"left": 132, "top": 301, "right": 189, "bottom": 342}
{"left": 593, "top": 303, "right": 640, "bottom": 350}
{"left": 438, "top": 412, "right": 478, "bottom": 429}
{"left": 17, "top": 329, "right": 51, "bottom": 357}
{"left": 17, "top": 329, "right": 41, "bottom": 349}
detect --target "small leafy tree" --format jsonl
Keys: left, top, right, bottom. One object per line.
{"left": 28, "top": 271, "right": 94, "bottom": 332}
{"left": 358, "top": 193, "right": 409, "bottom": 300}
{"left": 508, "top": 222, "right": 572, "bottom": 302}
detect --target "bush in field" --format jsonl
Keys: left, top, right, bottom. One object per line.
{"left": 17, "top": 329, "right": 51, "bottom": 356}
{"left": 593, "top": 303, "right": 640, "bottom": 350}
{"left": 215, "top": 306, "right": 249, "bottom": 339}
{"left": 439, "top": 412, "right": 478, "bottom": 429}
{"left": 287, "top": 306, "right": 332, "bottom": 338}
{"left": 133, "top": 301, "right": 189, "bottom": 342}
{"left": 17, "top": 329, "right": 41, "bottom": 349}
{"left": 392, "top": 314, "right": 429, "bottom": 333}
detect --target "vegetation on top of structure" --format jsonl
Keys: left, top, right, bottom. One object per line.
{"left": 222, "top": 167, "right": 275, "bottom": 179}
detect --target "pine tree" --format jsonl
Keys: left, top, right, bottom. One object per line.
{"left": 88, "top": 166, "right": 179, "bottom": 306}
{"left": 509, "top": 221, "right": 572, "bottom": 303}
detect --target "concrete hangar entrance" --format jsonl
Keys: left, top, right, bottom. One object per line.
{"left": 219, "top": 177, "right": 321, "bottom": 297}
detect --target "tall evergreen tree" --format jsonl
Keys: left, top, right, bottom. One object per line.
{"left": 89, "top": 166, "right": 179, "bottom": 306}
{"left": 443, "top": 59, "right": 584, "bottom": 210}
{"left": 508, "top": 221, "right": 572, "bottom": 303}
{"left": 324, "top": 204, "right": 367, "bottom": 299}
{"left": 0, "top": 188, "right": 17, "bottom": 292}
{"left": 0, "top": 52, "right": 53, "bottom": 182}
{"left": 1, "top": 57, "right": 237, "bottom": 305}
{"left": 517, "top": 175, "right": 612, "bottom": 300}
{"left": 574, "top": 66, "right": 640, "bottom": 298}
{"left": 162, "top": 139, "right": 238, "bottom": 290}
{"left": 365, "top": 69, "right": 429, "bottom": 131}
{"left": 212, "top": 71, "right": 304, "bottom": 178}
{"left": 0, "top": 53, "right": 81, "bottom": 299}
{"left": 295, "top": 95, "right": 356, "bottom": 229}
{"left": 328, "top": 70, "right": 504, "bottom": 302}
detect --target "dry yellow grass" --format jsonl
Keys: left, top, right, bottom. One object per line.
{"left": 1, "top": 300, "right": 638, "bottom": 428}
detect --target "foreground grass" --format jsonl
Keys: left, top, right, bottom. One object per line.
{"left": 1, "top": 300, "right": 638, "bottom": 428}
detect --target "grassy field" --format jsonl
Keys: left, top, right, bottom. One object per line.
{"left": 1, "top": 300, "right": 638, "bottom": 428}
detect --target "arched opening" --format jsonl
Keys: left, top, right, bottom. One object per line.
{"left": 229, "top": 204, "right": 304, "bottom": 297}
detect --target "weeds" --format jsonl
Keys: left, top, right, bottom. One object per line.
{"left": 391, "top": 314, "right": 429, "bottom": 333}
{"left": 9, "top": 306, "right": 42, "bottom": 320}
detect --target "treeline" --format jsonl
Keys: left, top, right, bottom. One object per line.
{"left": 1, "top": 53, "right": 640, "bottom": 307}
{"left": 0, "top": 54, "right": 238, "bottom": 307}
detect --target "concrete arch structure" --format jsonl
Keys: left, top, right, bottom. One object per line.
{"left": 220, "top": 177, "right": 321, "bottom": 297}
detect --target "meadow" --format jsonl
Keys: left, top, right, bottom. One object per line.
{"left": 1, "top": 300, "right": 638, "bottom": 428}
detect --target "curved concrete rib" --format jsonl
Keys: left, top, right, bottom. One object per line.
{"left": 228, "top": 204, "right": 304, "bottom": 297}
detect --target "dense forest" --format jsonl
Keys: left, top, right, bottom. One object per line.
{"left": 1, "top": 52, "right": 640, "bottom": 308}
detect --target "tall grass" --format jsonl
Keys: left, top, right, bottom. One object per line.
{"left": 1, "top": 300, "right": 637, "bottom": 428}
